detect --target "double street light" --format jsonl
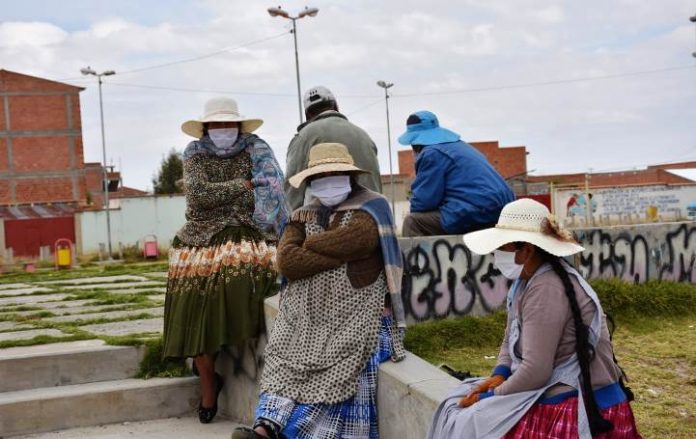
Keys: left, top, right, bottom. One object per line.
{"left": 80, "top": 66, "right": 115, "bottom": 259}
{"left": 268, "top": 5, "right": 319, "bottom": 124}
{"left": 377, "top": 80, "right": 396, "bottom": 219}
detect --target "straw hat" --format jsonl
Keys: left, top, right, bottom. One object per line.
{"left": 181, "top": 97, "right": 263, "bottom": 138}
{"left": 463, "top": 198, "right": 585, "bottom": 257}
{"left": 288, "top": 143, "right": 367, "bottom": 188}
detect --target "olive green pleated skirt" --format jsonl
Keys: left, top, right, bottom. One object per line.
{"left": 162, "top": 226, "right": 278, "bottom": 359}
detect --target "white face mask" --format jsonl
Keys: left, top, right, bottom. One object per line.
{"left": 493, "top": 249, "right": 524, "bottom": 280}
{"left": 310, "top": 175, "right": 352, "bottom": 207}
{"left": 208, "top": 128, "right": 239, "bottom": 149}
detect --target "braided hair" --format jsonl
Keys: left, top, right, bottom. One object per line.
{"left": 539, "top": 249, "right": 614, "bottom": 436}
{"left": 530, "top": 217, "right": 613, "bottom": 435}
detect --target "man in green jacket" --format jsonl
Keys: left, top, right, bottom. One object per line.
{"left": 284, "top": 86, "right": 382, "bottom": 210}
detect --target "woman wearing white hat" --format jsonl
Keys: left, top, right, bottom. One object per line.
{"left": 428, "top": 198, "right": 641, "bottom": 439}
{"left": 163, "top": 97, "right": 288, "bottom": 424}
{"left": 233, "top": 143, "right": 406, "bottom": 439}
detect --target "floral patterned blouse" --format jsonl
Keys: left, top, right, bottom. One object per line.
{"left": 176, "top": 151, "right": 256, "bottom": 247}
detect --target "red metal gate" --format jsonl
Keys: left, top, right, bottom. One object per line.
{"left": 1, "top": 204, "right": 76, "bottom": 257}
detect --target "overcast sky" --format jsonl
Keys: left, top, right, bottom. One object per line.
{"left": 1, "top": 0, "right": 695, "bottom": 190}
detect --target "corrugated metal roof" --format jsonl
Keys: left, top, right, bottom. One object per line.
{"left": 0, "top": 203, "right": 76, "bottom": 220}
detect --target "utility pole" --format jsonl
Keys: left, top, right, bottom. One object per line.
{"left": 691, "top": 13, "right": 696, "bottom": 58}
{"left": 81, "top": 67, "right": 115, "bottom": 259}
{"left": 377, "top": 80, "right": 396, "bottom": 219}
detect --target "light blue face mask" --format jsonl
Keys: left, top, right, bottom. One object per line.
{"left": 310, "top": 175, "right": 352, "bottom": 207}
{"left": 208, "top": 128, "right": 239, "bottom": 149}
{"left": 493, "top": 250, "right": 524, "bottom": 280}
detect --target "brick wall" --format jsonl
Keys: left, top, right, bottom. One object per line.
{"left": 396, "top": 140, "right": 528, "bottom": 180}
{"left": 470, "top": 141, "right": 527, "bottom": 179}
{"left": 527, "top": 168, "right": 694, "bottom": 188}
{"left": 0, "top": 69, "right": 86, "bottom": 205}
{"left": 12, "top": 137, "right": 72, "bottom": 172}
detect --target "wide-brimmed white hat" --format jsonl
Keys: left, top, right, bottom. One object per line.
{"left": 463, "top": 198, "right": 585, "bottom": 257}
{"left": 288, "top": 143, "right": 367, "bottom": 188}
{"left": 181, "top": 97, "right": 263, "bottom": 138}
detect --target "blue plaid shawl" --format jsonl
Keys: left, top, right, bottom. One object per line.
{"left": 291, "top": 186, "right": 406, "bottom": 329}
{"left": 184, "top": 133, "right": 289, "bottom": 237}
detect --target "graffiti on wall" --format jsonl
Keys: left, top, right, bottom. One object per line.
{"left": 401, "top": 238, "right": 510, "bottom": 323}
{"left": 399, "top": 222, "right": 696, "bottom": 322}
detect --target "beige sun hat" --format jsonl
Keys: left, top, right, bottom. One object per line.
{"left": 288, "top": 143, "right": 368, "bottom": 188}
{"left": 181, "top": 97, "right": 263, "bottom": 138}
{"left": 463, "top": 198, "right": 585, "bottom": 257}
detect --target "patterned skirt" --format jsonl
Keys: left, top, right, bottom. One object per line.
{"left": 504, "top": 398, "right": 642, "bottom": 439}
{"left": 162, "top": 226, "right": 278, "bottom": 359}
{"left": 254, "top": 316, "right": 394, "bottom": 439}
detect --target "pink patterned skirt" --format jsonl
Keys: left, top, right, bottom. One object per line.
{"left": 504, "top": 398, "right": 642, "bottom": 439}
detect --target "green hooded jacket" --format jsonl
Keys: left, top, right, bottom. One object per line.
{"left": 284, "top": 110, "right": 383, "bottom": 210}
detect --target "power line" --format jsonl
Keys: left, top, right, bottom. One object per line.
{"left": 392, "top": 65, "right": 696, "bottom": 97}
{"left": 106, "top": 82, "right": 296, "bottom": 96}
{"left": 66, "top": 62, "right": 694, "bottom": 101}
{"left": 345, "top": 98, "right": 384, "bottom": 116}
{"left": 78, "top": 80, "right": 377, "bottom": 99}
{"left": 56, "top": 31, "right": 290, "bottom": 81}
{"left": 118, "top": 32, "right": 290, "bottom": 75}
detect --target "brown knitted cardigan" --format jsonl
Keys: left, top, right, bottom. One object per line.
{"left": 276, "top": 210, "right": 383, "bottom": 288}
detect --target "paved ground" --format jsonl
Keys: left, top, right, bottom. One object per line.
{"left": 15, "top": 416, "right": 240, "bottom": 438}
{"left": 0, "top": 272, "right": 168, "bottom": 346}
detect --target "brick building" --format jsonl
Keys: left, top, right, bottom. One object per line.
{"left": 0, "top": 69, "right": 88, "bottom": 205}
{"left": 0, "top": 69, "right": 144, "bottom": 258}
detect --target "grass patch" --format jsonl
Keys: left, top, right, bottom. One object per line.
{"left": 406, "top": 280, "right": 696, "bottom": 437}
{"left": 0, "top": 262, "right": 168, "bottom": 284}
{"left": 0, "top": 333, "right": 96, "bottom": 349}
{"left": 135, "top": 337, "right": 190, "bottom": 379}
{"left": 0, "top": 305, "right": 42, "bottom": 313}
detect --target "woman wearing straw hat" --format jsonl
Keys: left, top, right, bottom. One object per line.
{"left": 428, "top": 198, "right": 641, "bottom": 438}
{"left": 232, "top": 143, "right": 407, "bottom": 439}
{"left": 164, "top": 97, "right": 288, "bottom": 424}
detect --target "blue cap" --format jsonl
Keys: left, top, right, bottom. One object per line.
{"left": 397, "top": 110, "right": 461, "bottom": 146}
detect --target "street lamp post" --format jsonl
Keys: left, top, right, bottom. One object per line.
{"left": 80, "top": 66, "right": 115, "bottom": 259}
{"left": 268, "top": 5, "right": 319, "bottom": 124}
{"left": 691, "top": 13, "right": 696, "bottom": 58}
{"left": 377, "top": 80, "right": 396, "bottom": 219}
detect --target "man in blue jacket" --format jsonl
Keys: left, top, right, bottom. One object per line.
{"left": 398, "top": 111, "right": 515, "bottom": 236}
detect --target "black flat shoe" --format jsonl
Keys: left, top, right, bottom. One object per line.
{"left": 199, "top": 373, "right": 225, "bottom": 424}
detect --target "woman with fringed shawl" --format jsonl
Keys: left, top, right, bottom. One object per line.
{"left": 163, "top": 97, "right": 288, "bottom": 424}
{"left": 233, "top": 142, "right": 407, "bottom": 439}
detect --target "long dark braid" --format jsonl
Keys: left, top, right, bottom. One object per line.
{"left": 541, "top": 250, "right": 614, "bottom": 436}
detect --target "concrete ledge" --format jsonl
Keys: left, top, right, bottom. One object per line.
{"left": 0, "top": 377, "right": 199, "bottom": 437}
{"left": 378, "top": 354, "right": 458, "bottom": 439}
{"left": 0, "top": 340, "right": 145, "bottom": 393}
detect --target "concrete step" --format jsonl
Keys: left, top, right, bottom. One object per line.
{"left": 0, "top": 377, "right": 199, "bottom": 437}
{"left": 14, "top": 416, "right": 239, "bottom": 438}
{"left": 0, "top": 340, "right": 145, "bottom": 393}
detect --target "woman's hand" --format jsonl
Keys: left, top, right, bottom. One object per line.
{"left": 457, "top": 375, "right": 505, "bottom": 408}
{"left": 458, "top": 392, "right": 481, "bottom": 408}
{"left": 458, "top": 388, "right": 495, "bottom": 408}
{"left": 474, "top": 375, "right": 505, "bottom": 393}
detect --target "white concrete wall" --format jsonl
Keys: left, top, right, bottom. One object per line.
{"left": 76, "top": 195, "right": 186, "bottom": 254}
